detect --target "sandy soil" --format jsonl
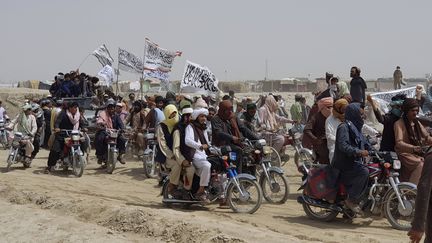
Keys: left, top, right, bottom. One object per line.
{"left": 0, "top": 147, "right": 408, "bottom": 243}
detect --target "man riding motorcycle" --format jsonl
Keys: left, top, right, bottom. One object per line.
{"left": 156, "top": 105, "right": 195, "bottom": 198}
{"left": 95, "top": 99, "right": 126, "bottom": 165}
{"left": 30, "top": 103, "right": 44, "bottom": 160}
{"left": 8, "top": 104, "right": 37, "bottom": 165}
{"left": 333, "top": 103, "right": 370, "bottom": 214}
{"left": 46, "top": 102, "right": 86, "bottom": 173}
{"left": 185, "top": 108, "right": 212, "bottom": 202}
{"left": 211, "top": 100, "right": 259, "bottom": 173}
{"left": 258, "top": 95, "right": 293, "bottom": 161}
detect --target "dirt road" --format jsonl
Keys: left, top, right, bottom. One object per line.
{"left": 0, "top": 148, "right": 408, "bottom": 243}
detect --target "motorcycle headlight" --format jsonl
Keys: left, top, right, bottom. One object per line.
{"left": 263, "top": 146, "right": 272, "bottom": 155}
{"left": 393, "top": 160, "right": 401, "bottom": 170}
{"left": 72, "top": 135, "right": 80, "bottom": 141}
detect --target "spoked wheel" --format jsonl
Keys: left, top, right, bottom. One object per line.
{"left": 6, "top": 154, "right": 14, "bottom": 172}
{"left": 384, "top": 184, "right": 417, "bottom": 231}
{"left": 267, "top": 147, "right": 282, "bottom": 167}
{"left": 226, "top": 177, "right": 263, "bottom": 214}
{"left": 106, "top": 150, "right": 117, "bottom": 174}
{"left": 260, "top": 171, "right": 289, "bottom": 204}
{"left": 302, "top": 203, "right": 338, "bottom": 222}
{"left": 72, "top": 153, "right": 85, "bottom": 177}
{"left": 143, "top": 152, "right": 157, "bottom": 178}
{"left": 294, "top": 151, "right": 315, "bottom": 170}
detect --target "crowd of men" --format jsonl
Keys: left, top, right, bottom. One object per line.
{"left": 4, "top": 66, "right": 432, "bottom": 241}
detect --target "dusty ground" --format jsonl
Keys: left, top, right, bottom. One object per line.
{"left": 0, "top": 147, "right": 409, "bottom": 243}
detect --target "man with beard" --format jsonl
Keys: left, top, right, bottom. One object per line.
{"left": 367, "top": 93, "right": 406, "bottom": 152}
{"left": 304, "top": 97, "right": 333, "bottom": 164}
{"left": 185, "top": 108, "right": 212, "bottom": 202}
{"left": 349, "top": 66, "right": 367, "bottom": 104}
{"left": 46, "top": 102, "right": 85, "bottom": 173}
{"left": 30, "top": 104, "right": 44, "bottom": 160}
{"left": 212, "top": 100, "right": 259, "bottom": 172}
{"left": 95, "top": 99, "right": 126, "bottom": 166}
{"left": 9, "top": 104, "right": 37, "bottom": 165}
{"left": 125, "top": 101, "right": 146, "bottom": 155}
{"left": 41, "top": 99, "right": 51, "bottom": 148}
{"left": 240, "top": 103, "right": 259, "bottom": 132}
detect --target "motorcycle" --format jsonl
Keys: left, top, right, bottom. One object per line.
{"left": 54, "top": 130, "right": 86, "bottom": 177}
{"left": 6, "top": 132, "right": 31, "bottom": 171}
{"left": 142, "top": 128, "right": 159, "bottom": 178}
{"left": 297, "top": 149, "right": 417, "bottom": 231}
{"left": 104, "top": 128, "right": 120, "bottom": 174}
{"left": 286, "top": 128, "right": 315, "bottom": 174}
{"left": 161, "top": 146, "right": 263, "bottom": 214}
{"left": 0, "top": 119, "right": 10, "bottom": 149}
{"left": 243, "top": 138, "right": 289, "bottom": 204}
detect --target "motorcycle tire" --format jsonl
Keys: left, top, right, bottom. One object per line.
{"left": 106, "top": 151, "right": 117, "bottom": 174}
{"left": 6, "top": 154, "right": 13, "bottom": 172}
{"left": 294, "top": 151, "right": 315, "bottom": 169}
{"left": 23, "top": 161, "right": 31, "bottom": 168}
{"left": 260, "top": 171, "right": 289, "bottom": 204}
{"left": 143, "top": 152, "right": 157, "bottom": 178}
{"left": 384, "top": 184, "right": 417, "bottom": 231}
{"left": 302, "top": 202, "right": 338, "bottom": 222}
{"left": 72, "top": 153, "right": 85, "bottom": 177}
{"left": 268, "top": 147, "right": 282, "bottom": 167}
{"left": 226, "top": 177, "right": 263, "bottom": 214}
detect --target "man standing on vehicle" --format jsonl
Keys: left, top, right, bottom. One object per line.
{"left": 95, "top": 99, "right": 126, "bottom": 165}
{"left": 349, "top": 66, "right": 367, "bottom": 104}
{"left": 393, "top": 66, "right": 405, "bottom": 89}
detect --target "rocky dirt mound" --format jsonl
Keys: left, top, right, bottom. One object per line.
{"left": 0, "top": 185, "right": 246, "bottom": 243}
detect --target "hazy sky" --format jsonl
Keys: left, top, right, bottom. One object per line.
{"left": 1, "top": 0, "right": 432, "bottom": 82}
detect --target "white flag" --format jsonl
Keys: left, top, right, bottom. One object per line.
{"left": 97, "top": 65, "right": 115, "bottom": 86}
{"left": 118, "top": 48, "right": 143, "bottom": 74}
{"left": 143, "top": 38, "right": 181, "bottom": 82}
{"left": 181, "top": 61, "right": 219, "bottom": 93}
{"left": 93, "top": 44, "right": 114, "bottom": 67}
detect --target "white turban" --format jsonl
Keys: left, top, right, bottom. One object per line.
{"left": 192, "top": 108, "right": 209, "bottom": 120}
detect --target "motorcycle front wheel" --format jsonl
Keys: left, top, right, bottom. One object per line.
{"left": 72, "top": 153, "right": 85, "bottom": 177}
{"left": 226, "top": 177, "right": 263, "bottom": 214}
{"left": 106, "top": 150, "right": 117, "bottom": 174}
{"left": 384, "top": 184, "right": 417, "bottom": 231}
{"left": 6, "top": 153, "right": 14, "bottom": 172}
{"left": 302, "top": 202, "right": 338, "bottom": 222}
{"left": 260, "top": 171, "right": 289, "bottom": 204}
{"left": 143, "top": 152, "right": 157, "bottom": 178}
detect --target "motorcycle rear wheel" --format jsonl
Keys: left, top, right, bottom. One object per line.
{"left": 384, "top": 184, "right": 417, "bottom": 231}
{"left": 106, "top": 150, "right": 117, "bottom": 174}
{"left": 260, "top": 171, "right": 289, "bottom": 204}
{"left": 226, "top": 177, "right": 263, "bottom": 214}
{"left": 302, "top": 203, "right": 338, "bottom": 222}
{"left": 72, "top": 154, "right": 85, "bottom": 177}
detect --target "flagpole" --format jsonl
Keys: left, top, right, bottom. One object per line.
{"left": 78, "top": 53, "right": 91, "bottom": 69}
{"left": 116, "top": 48, "right": 120, "bottom": 96}
{"left": 141, "top": 39, "right": 147, "bottom": 100}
